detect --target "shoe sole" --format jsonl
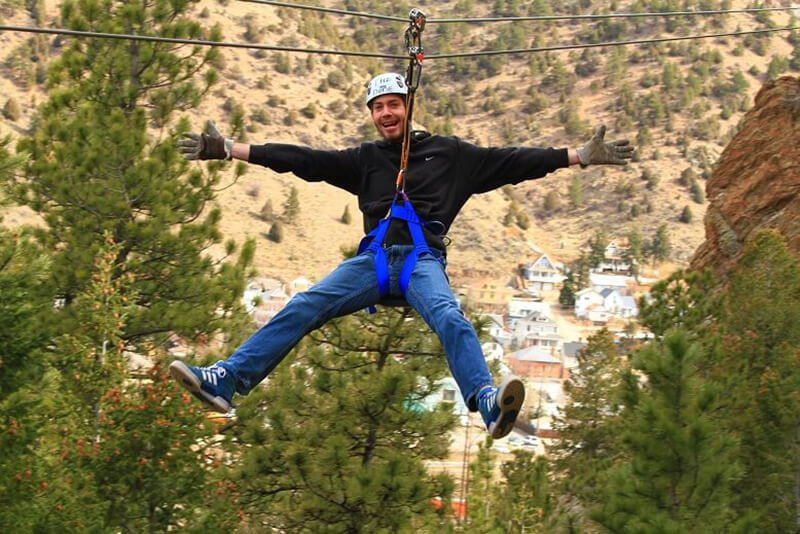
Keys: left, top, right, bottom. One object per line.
{"left": 169, "top": 361, "right": 232, "bottom": 414}
{"left": 489, "top": 376, "right": 525, "bottom": 439}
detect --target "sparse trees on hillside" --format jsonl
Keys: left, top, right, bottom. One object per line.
{"left": 543, "top": 190, "right": 560, "bottom": 213}
{"left": 647, "top": 225, "right": 671, "bottom": 265}
{"left": 268, "top": 220, "right": 283, "bottom": 242}
{"left": 283, "top": 185, "right": 300, "bottom": 222}
{"left": 680, "top": 205, "right": 693, "bottom": 223}
{"left": 690, "top": 179, "right": 705, "bottom": 203}
{"left": 568, "top": 176, "right": 583, "bottom": 208}
{"left": 2, "top": 98, "right": 20, "bottom": 121}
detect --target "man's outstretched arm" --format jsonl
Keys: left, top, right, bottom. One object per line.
{"left": 177, "top": 120, "right": 361, "bottom": 194}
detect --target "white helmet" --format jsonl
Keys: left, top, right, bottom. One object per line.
{"left": 365, "top": 72, "right": 408, "bottom": 108}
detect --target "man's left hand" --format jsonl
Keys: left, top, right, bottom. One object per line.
{"left": 577, "top": 125, "right": 634, "bottom": 167}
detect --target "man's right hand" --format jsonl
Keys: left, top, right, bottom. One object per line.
{"left": 177, "top": 120, "right": 232, "bottom": 161}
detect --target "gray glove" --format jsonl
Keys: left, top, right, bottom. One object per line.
{"left": 177, "top": 120, "right": 233, "bottom": 161}
{"left": 577, "top": 125, "right": 634, "bottom": 168}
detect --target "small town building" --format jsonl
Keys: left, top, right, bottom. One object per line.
{"left": 521, "top": 253, "right": 564, "bottom": 291}
{"left": 506, "top": 346, "right": 566, "bottom": 380}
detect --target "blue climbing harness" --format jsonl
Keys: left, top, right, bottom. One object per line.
{"left": 357, "top": 190, "right": 440, "bottom": 312}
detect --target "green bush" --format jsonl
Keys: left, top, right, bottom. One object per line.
{"left": 268, "top": 221, "right": 283, "bottom": 242}
{"left": 300, "top": 103, "right": 317, "bottom": 119}
{"left": 2, "top": 98, "right": 21, "bottom": 121}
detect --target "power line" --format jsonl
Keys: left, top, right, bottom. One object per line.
{"left": 429, "top": 7, "right": 799, "bottom": 23}
{"left": 236, "top": 0, "right": 798, "bottom": 24}
{"left": 427, "top": 26, "right": 798, "bottom": 59}
{"left": 0, "top": 25, "right": 407, "bottom": 59}
{"left": 0, "top": 24, "right": 795, "bottom": 60}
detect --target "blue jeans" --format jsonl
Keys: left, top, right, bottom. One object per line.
{"left": 221, "top": 245, "right": 492, "bottom": 410}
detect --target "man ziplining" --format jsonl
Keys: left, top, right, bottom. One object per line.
{"left": 169, "top": 67, "right": 633, "bottom": 439}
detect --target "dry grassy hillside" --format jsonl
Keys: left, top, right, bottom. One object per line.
{"left": 0, "top": 0, "right": 796, "bottom": 283}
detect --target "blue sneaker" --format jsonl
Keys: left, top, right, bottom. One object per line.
{"left": 477, "top": 376, "right": 525, "bottom": 439}
{"left": 169, "top": 360, "right": 234, "bottom": 413}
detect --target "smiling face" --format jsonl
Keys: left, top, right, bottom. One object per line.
{"left": 370, "top": 94, "right": 407, "bottom": 141}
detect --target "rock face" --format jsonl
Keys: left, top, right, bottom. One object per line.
{"left": 691, "top": 76, "right": 800, "bottom": 279}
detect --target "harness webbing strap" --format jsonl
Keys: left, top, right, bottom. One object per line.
{"left": 356, "top": 193, "right": 440, "bottom": 312}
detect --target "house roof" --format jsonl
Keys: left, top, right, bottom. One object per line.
{"left": 563, "top": 342, "right": 586, "bottom": 357}
{"left": 590, "top": 273, "right": 630, "bottom": 288}
{"left": 508, "top": 346, "right": 561, "bottom": 363}
{"left": 525, "top": 253, "right": 557, "bottom": 271}
{"left": 599, "top": 288, "right": 620, "bottom": 298}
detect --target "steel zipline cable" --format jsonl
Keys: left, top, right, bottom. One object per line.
{"left": 427, "top": 26, "right": 799, "bottom": 59}
{"left": 0, "top": 24, "right": 796, "bottom": 60}
{"left": 0, "top": 24, "right": 406, "bottom": 59}
{"left": 238, "top": 0, "right": 799, "bottom": 24}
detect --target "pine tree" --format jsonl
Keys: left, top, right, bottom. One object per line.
{"left": 495, "top": 453, "right": 554, "bottom": 533}
{"left": 648, "top": 224, "right": 671, "bottom": 265}
{"left": 268, "top": 220, "right": 283, "bottom": 242}
{"left": 259, "top": 198, "right": 274, "bottom": 221}
{"left": 592, "top": 331, "right": 748, "bottom": 533}
{"left": 228, "top": 307, "right": 458, "bottom": 531}
{"left": 573, "top": 252, "right": 591, "bottom": 290}
{"left": 638, "top": 269, "right": 716, "bottom": 339}
{"left": 588, "top": 231, "right": 608, "bottom": 269}
{"left": 44, "top": 237, "right": 240, "bottom": 531}
{"left": 624, "top": 228, "right": 644, "bottom": 278}
{"left": 467, "top": 438, "right": 502, "bottom": 532}
{"left": 559, "top": 270, "right": 576, "bottom": 307}
{"left": 714, "top": 230, "right": 800, "bottom": 532}
{"left": 568, "top": 175, "right": 583, "bottom": 208}
{"left": 341, "top": 204, "right": 352, "bottom": 224}
{"left": 552, "top": 330, "right": 625, "bottom": 520}
{"left": 2, "top": 97, "right": 20, "bottom": 121}
{"left": 5, "top": 0, "right": 254, "bottom": 348}
{"left": 0, "top": 228, "right": 56, "bottom": 531}
{"left": 283, "top": 185, "right": 300, "bottom": 222}
{"left": 690, "top": 179, "right": 705, "bottom": 203}
{"left": 543, "top": 190, "right": 560, "bottom": 213}
{"left": 680, "top": 205, "right": 693, "bottom": 223}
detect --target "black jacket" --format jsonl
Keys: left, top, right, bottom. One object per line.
{"left": 248, "top": 133, "right": 568, "bottom": 252}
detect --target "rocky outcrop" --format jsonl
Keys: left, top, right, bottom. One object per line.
{"left": 691, "top": 76, "right": 800, "bottom": 278}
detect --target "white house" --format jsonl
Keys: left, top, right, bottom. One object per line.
{"left": 589, "top": 272, "right": 631, "bottom": 293}
{"left": 600, "top": 288, "right": 625, "bottom": 314}
{"left": 620, "top": 295, "right": 639, "bottom": 318}
{"left": 596, "top": 241, "right": 632, "bottom": 274}
{"left": 507, "top": 311, "right": 561, "bottom": 352}
{"left": 575, "top": 288, "right": 604, "bottom": 319}
{"left": 585, "top": 306, "right": 610, "bottom": 324}
{"left": 507, "top": 297, "right": 551, "bottom": 319}
{"left": 483, "top": 314, "right": 513, "bottom": 346}
{"left": 521, "top": 253, "right": 564, "bottom": 291}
